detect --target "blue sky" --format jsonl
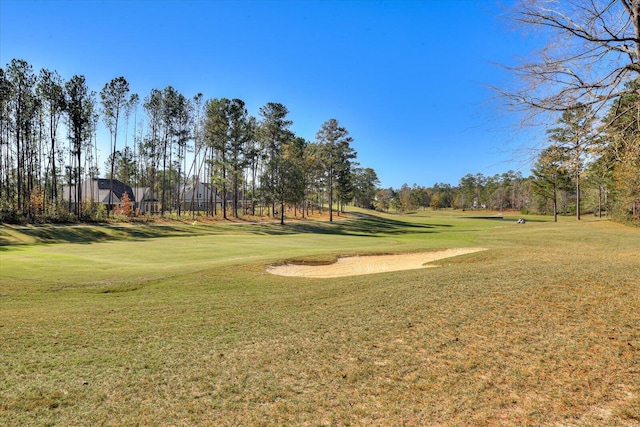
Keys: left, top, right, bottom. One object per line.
{"left": 0, "top": 0, "right": 539, "bottom": 188}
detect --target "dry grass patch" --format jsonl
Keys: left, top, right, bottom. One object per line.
{"left": 1, "top": 213, "right": 639, "bottom": 426}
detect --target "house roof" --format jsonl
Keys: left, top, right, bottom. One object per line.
{"left": 95, "top": 178, "right": 135, "bottom": 202}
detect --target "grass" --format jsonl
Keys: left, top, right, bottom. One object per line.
{"left": 1, "top": 210, "right": 639, "bottom": 426}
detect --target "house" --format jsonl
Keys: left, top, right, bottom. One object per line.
{"left": 179, "top": 182, "right": 221, "bottom": 211}
{"left": 62, "top": 178, "right": 157, "bottom": 213}
{"left": 62, "top": 178, "right": 253, "bottom": 215}
{"left": 179, "top": 182, "right": 251, "bottom": 212}
{"left": 132, "top": 187, "right": 159, "bottom": 214}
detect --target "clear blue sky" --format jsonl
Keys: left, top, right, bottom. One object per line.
{"left": 0, "top": 0, "right": 538, "bottom": 188}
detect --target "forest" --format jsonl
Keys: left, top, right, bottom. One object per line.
{"left": 0, "top": 56, "right": 638, "bottom": 225}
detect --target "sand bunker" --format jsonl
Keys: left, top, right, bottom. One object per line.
{"left": 267, "top": 248, "right": 486, "bottom": 278}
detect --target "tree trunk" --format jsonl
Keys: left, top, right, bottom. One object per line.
{"left": 598, "top": 185, "right": 602, "bottom": 218}
{"left": 553, "top": 182, "right": 558, "bottom": 223}
{"left": 280, "top": 201, "right": 284, "bottom": 225}
{"left": 76, "top": 135, "right": 82, "bottom": 218}
{"left": 328, "top": 166, "right": 333, "bottom": 222}
{"left": 576, "top": 172, "right": 581, "bottom": 221}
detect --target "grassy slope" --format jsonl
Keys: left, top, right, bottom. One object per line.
{"left": 1, "top": 212, "right": 639, "bottom": 426}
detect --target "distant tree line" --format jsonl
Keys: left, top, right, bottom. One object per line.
{"left": 376, "top": 172, "right": 534, "bottom": 214}
{"left": 0, "top": 58, "right": 376, "bottom": 224}
{"left": 377, "top": 161, "right": 635, "bottom": 225}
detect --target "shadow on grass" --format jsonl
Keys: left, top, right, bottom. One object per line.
{"left": 0, "top": 213, "right": 453, "bottom": 246}
{"left": 0, "top": 224, "right": 203, "bottom": 246}
{"left": 264, "top": 215, "right": 450, "bottom": 237}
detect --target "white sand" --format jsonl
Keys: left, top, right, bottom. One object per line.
{"left": 266, "top": 248, "right": 486, "bottom": 278}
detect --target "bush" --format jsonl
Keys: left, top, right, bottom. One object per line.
{"left": 0, "top": 207, "right": 20, "bottom": 224}
{"left": 81, "top": 201, "right": 107, "bottom": 222}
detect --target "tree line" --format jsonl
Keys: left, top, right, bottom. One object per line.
{"left": 501, "top": 0, "right": 640, "bottom": 226}
{"left": 377, "top": 166, "right": 622, "bottom": 222}
{"left": 0, "top": 58, "right": 380, "bottom": 224}
{"left": 382, "top": 86, "right": 638, "bottom": 225}
{"left": 1, "top": 47, "right": 638, "bottom": 226}
{"left": 374, "top": 172, "right": 548, "bottom": 215}
{"left": 376, "top": 91, "right": 638, "bottom": 226}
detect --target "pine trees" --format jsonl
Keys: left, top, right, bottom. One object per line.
{"left": 65, "top": 75, "right": 95, "bottom": 218}
{"left": 258, "top": 102, "right": 293, "bottom": 218}
{"left": 101, "top": 77, "right": 131, "bottom": 214}
{"left": 36, "top": 69, "right": 66, "bottom": 211}
{"left": 5, "top": 59, "right": 37, "bottom": 217}
{"left": 545, "top": 105, "right": 595, "bottom": 221}
{"left": 316, "top": 118, "right": 356, "bottom": 221}
{"left": 0, "top": 58, "right": 378, "bottom": 223}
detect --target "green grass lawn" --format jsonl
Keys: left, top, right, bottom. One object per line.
{"left": 1, "top": 211, "right": 639, "bottom": 426}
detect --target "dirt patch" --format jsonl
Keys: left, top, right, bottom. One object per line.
{"left": 266, "top": 248, "right": 486, "bottom": 278}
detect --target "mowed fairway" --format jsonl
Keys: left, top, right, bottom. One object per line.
{"left": 1, "top": 211, "right": 639, "bottom": 426}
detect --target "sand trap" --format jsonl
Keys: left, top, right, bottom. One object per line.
{"left": 266, "top": 248, "right": 486, "bottom": 278}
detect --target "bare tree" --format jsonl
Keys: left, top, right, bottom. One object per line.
{"left": 504, "top": 0, "right": 640, "bottom": 118}
{"left": 504, "top": 1, "right": 640, "bottom": 224}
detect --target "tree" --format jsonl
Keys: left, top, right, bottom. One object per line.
{"left": 353, "top": 167, "right": 380, "bottom": 209}
{"left": 169, "top": 91, "right": 191, "bottom": 216}
{"left": 186, "top": 93, "right": 205, "bottom": 217}
{"left": 202, "top": 98, "right": 254, "bottom": 219}
{"left": 505, "top": 1, "right": 640, "bottom": 117}
{"left": 258, "top": 102, "right": 293, "bottom": 216}
{"left": 302, "top": 142, "right": 327, "bottom": 216}
{"left": 159, "top": 86, "right": 180, "bottom": 215}
{"left": 6, "top": 59, "right": 38, "bottom": 215}
{"left": 583, "top": 156, "right": 613, "bottom": 218}
{"left": 115, "top": 190, "right": 133, "bottom": 217}
{"left": 532, "top": 146, "right": 571, "bottom": 222}
{"left": 36, "top": 69, "right": 66, "bottom": 207}
{"left": 600, "top": 80, "right": 640, "bottom": 222}
{"left": 101, "top": 77, "right": 130, "bottom": 214}
{"left": 261, "top": 136, "right": 305, "bottom": 224}
{"left": 204, "top": 98, "right": 231, "bottom": 219}
{"left": 106, "top": 146, "right": 137, "bottom": 185}
{"left": 226, "top": 99, "right": 253, "bottom": 218}
{"left": 0, "top": 68, "right": 10, "bottom": 210}
{"left": 142, "top": 88, "right": 163, "bottom": 204}
{"left": 65, "top": 75, "right": 95, "bottom": 218}
{"left": 505, "top": 1, "right": 640, "bottom": 224}
{"left": 316, "top": 118, "right": 355, "bottom": 222}
{"left": 335, "top": 154, "right": 356, "bottom": 213}
{"left": 286, "top": 136, "right": 308, "bottom": 217}
{"left": 457, "top": 173, "right": 477, "bottom": 210}
{"left": 125, "top": 93, "right": 140, "bottom": 185}
{"left": 430, "top": 183, "right": 454, "bottom": 209}
{"left": 374, "top": 188, "right": 393, "bottom": 212}
{"left": 0, "top": 59, "right": 384, "bottom": 222}
{"left": 546, "top": 104, "right": 595, "bottom": 220}
{"left": 396, "top": 184, "right": 417, "bottom": 213}
{"left": 243, "top": 116, "right": 260, "bottom": 216}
